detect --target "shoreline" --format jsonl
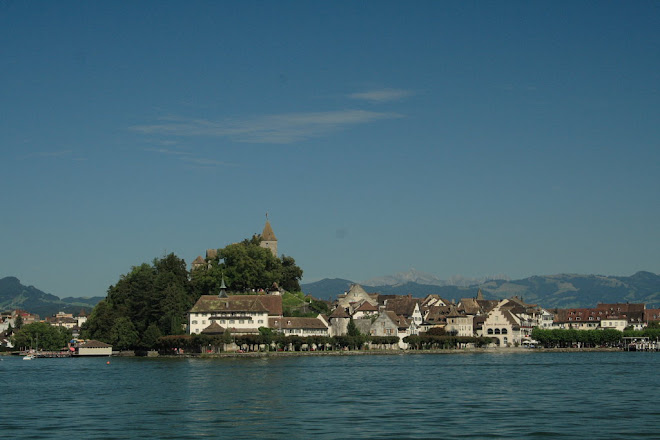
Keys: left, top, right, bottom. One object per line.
{"left": 160, "top": 346, "right": 627, "bottom": 358}
{"left": 2, "top": 347, "right": 640, "bottom": 359}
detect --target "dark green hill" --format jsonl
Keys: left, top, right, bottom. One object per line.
{"left": 303, "top": 271, "right": 660, "bottom": 308}
{"left": 0, "top": 276, "right": 102, "bottom": 317}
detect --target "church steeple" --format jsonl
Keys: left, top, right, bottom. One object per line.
{"left": 260, "top": 214, "right": 278, "bottom": 257}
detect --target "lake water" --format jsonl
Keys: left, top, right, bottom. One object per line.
{"left": 2, "top": 351, "right": 658, "bottom": 439}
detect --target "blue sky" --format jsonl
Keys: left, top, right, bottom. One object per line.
{"left": 1, "top": 1, "right": 659, "bottom": 298}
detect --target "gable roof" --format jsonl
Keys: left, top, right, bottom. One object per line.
{"left": 384, "top": 311, "right": 410, "bottom": 329}
{"left": 329, "top": 307, "right": 350, "bottom": 319}
{"left": 269, "top": 317, "right": 328, "bottom": 329}
{"left": 190, "top": 295, "right": 269, "bottom": 314}
{"left": 79, "top": 340, "right": 112, "bottom": 348}
{"left": 201, "top": 321, "right": 226, "bottom": 334}
{"left": 385, "top": 296, "right": 420, "bottom": 317}
{"left": 356, "top": 301, "right": 378, "bottom": 312}
{"left": 254, "top": 295, "right": 283, "bottom": 316}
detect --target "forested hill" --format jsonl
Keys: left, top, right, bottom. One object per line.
{"left": 302, "top": 271, "right": 660, "bottom": 309}
{"left": 0, "top": 276, "right": 102, "bottom": 317}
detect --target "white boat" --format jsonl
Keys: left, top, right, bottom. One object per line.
{"left": 23, "top": 353, "right": 35, "bottom": 360}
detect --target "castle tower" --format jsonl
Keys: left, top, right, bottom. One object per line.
{"left": 260, "top": 216, "right": 278, "bottom": 257}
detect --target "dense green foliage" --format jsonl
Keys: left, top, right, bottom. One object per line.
{"left": 622, "top": 328, "right": 660, "bottom": 340}
{"left": 82, "top": 253, "right": 194, "bottom": 349}
{"left": 531, "top": 328, "right": 623, "bottom": 347}
{"left": 190, "top": 236, "right": 303, "bottom": 295}
{"left": 12, "top": 322, "right": 72, "bottom": 351}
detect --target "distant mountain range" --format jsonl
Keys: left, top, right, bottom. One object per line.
{"left": 4, "top": 270, "right": 660, "bottom": 317}
{"left": 0, "top": 277, "right": 103, "bottom": 317}
{"left": 360, "top": 268, "right": 510, "bottom": 287}
{"left": 303, "top": 271, "right": 660, "bottom": 309}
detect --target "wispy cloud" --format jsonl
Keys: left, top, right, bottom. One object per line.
{"left": 131, "top": 109, "right": 403, "bottom": 144}
{"left": 348, "top": 88, "right": 414, "bottom": 103}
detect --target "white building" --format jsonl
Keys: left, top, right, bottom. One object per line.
{"left": 188, "top": 295, "right": 282, "bottom": 335}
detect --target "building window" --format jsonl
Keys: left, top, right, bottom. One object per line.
{"left": 258, "top": 320, "right": 263, "bottom": 324}
{"left": 192, "top": 320, "right": 198, "bottom": 325}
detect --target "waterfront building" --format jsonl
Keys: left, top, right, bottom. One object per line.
{"left": 327, "top": 306, "right": 351, "bottom": 337}
{"left": 445, "top": 305, "right": 474, "bottom": 337}
{"left": 269, "top": 316, "right": 330, "bottom": 337}
{"left": 188, "top": 294, "right": 283, "bottom": 335}
{"left": 370, "top": 311, "right": 413, "bottom": 349}
{"left": 383, "top": 295, "right": 424, "bottom": 328}
{"left": 482, "top": 302, "right": 523, "bottom": 346}
{"left": 553, "top": 303, "right": 647, "bottom": 330}
{"left": 76, "top": 340, "right": 112, "bottom": 356}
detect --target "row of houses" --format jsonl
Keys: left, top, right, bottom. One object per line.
{"left": 0, "top": 309, "right": 89, "bottom": 350}
{"left": 187, "top": 283, "right": 660, "bottom": 349}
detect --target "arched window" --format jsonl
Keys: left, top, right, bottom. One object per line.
{"left": 494, "top": 328, "right": 501, "bottom": 334}
{"left": 501, "top": 328, "right": 508, "bottom": 334}
{"left": 487, "top": 329, "right": 493, "bottom": 335}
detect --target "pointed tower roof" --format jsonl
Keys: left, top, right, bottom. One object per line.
{"left": 261, "top": 220, "right": 277, "bottom": 241}
{"left": 219, "top": 273, "right": 228, "bottom": 298}
{"left": 477, "top": 288, "right": 484, "bottom": 301}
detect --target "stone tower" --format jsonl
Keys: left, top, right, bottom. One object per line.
{"left": 260, "top": 217, "right": 278, "bottom": 257}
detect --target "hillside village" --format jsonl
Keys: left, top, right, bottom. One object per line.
{"left": 185, "top": 220, "right": 660, "bottom": 350}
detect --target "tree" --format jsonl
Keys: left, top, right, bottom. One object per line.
{"left": 280, "top": 255, "right": 303, "bottom": 292}
{"left": 141, "top": 323, "right": 163, "bottom": 349}
{"left": 347, "top": 318, "right": 361, "bottom": 337}
{"left": 220, "top": 239, "right": 282, "bottom": 291}
{"left": 110, "top": 317, "right": 139, "bottom": 351}
{"left": 425, "top": 327, "right": 447, "bottom": 336}
{"left": 84, "top": 253, "right": 193, "bottom": 346}
{"left": 193, "top": 238, "right": 304, "bottom": 294}
{"left": 12, "top": 322, "right": 71, "bottom": 351}
{"left": 14, "top": 315, "right": 23, "bottom": 330}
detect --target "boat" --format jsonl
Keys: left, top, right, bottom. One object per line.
{"left": 23, "top": 335, "right": 38, "bottom": 360}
